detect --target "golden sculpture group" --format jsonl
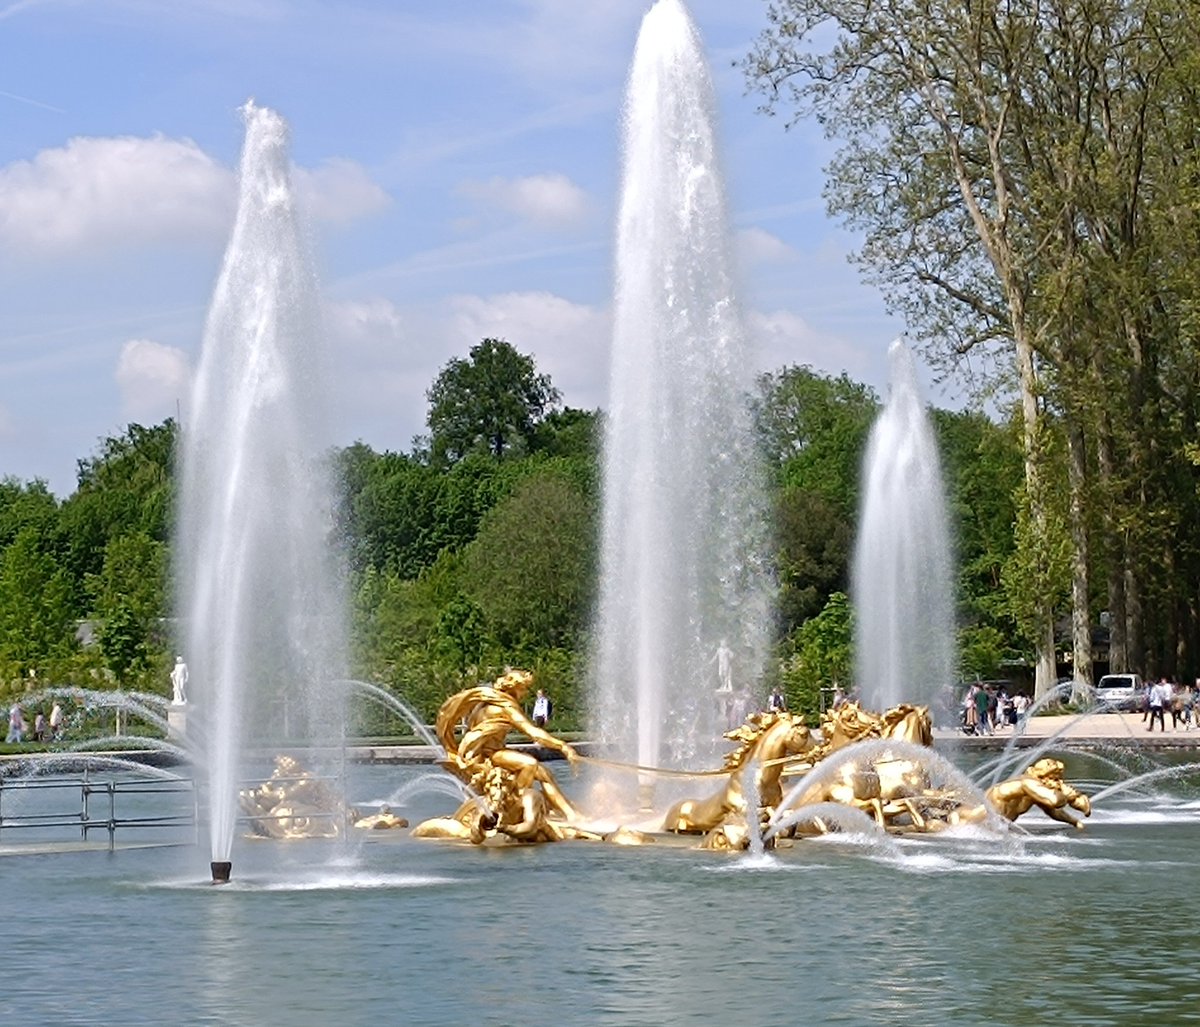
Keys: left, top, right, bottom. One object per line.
{"left": 405, "top": 670, "right": 1091, "bottom": 849}
{"left": 240, "top": 754, "right": 409, "bottom": 839}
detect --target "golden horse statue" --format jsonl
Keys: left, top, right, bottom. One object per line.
{"left": 662, "top": 711, "right": 816, "bottom": 835}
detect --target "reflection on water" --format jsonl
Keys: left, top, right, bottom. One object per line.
{"left": 4, "top": 758, "right": 1200, "bottom": 1025}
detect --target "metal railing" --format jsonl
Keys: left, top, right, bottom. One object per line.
{"left": 0, "top": 772, "right": 198, "bottom": 851}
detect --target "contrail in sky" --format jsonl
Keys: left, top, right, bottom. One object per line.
{"left": 0, "top": 88, "right": 64, "bottom": 113}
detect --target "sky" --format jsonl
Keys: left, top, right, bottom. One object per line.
{"left": 0, "top": 0, "right": 914, "bottom": 496}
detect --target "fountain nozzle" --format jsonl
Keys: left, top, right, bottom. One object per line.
{"left": 210, "top": 861, "right": 232, "bottom": 885}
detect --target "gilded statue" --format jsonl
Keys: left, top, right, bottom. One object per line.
{"left": 413, "top": 669, "right": 587, "bottom": 844}
{"left": 663, "top": 711, "right": 815, "bottom": 835}
{"left": 239, "top": 754, "right": 354, "bottom": 839}
{"left": 353, "top": 804, "right": 409, "bottom": 830}
{"left": 952, "top": 758, "right": 1092, "bottom": 829}
{"left": 410, "top": 678, "right": 1092, "bottom": 850}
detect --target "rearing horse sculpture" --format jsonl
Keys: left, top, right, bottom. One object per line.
{"left": 662, "top": 711, "right": 816, "bottom": 834}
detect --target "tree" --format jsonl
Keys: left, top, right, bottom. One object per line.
{"left": 426, "top": 339, "right": 560, "bottom": 467}
{"left": 754, "top": 366, "right": 878, "bottom": 513}
{"left": 463, "top": 469, "right": 596, "bottom": 650}
{"left": 780, "top": 591, "right": 853, "bottom": 721}
{"left": 87, "top": 531, "right": 168, "bottom": 685}
{"left": 745, "top": 0, "right": 1196, "bottom": 694}
{"left": 774, "top": 486, "right": 852, "bottom": 635}
{"left": 0, "top": 527, "right": 76, "bottom": 677}
{"left": 60, "top": 420, "right": 176, "bottom": 585}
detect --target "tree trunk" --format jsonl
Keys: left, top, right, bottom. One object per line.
{"left": 1011, "top": 302, "right": 1057, "bottom": 701}
{"left": 1096, "top": 425, "right": 1128, "bottom": 671}
{"left": 1067, "top": 422, "right": 1093, "bottom": 697}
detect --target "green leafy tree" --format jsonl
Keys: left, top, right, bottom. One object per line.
{"left": 774, "top": 486, "right": 851, "bottom": 634}
{"left": 59, "top": 420, "right": 176, "bottom": 586}
{"left": 755, "top": 366, "right": 877, "bottom": 512}
{"left": 0, "top": 527, "right": 76, "bottom": 679}
{"left": 426, "top": 339, "right": 560, "bottom": 466}
{"left": 87, "top": 531, "right": 168, "bottom": 686}
{"left": 780, "top": 591, "right": 853, "bottom": 722}
{"left": 463, "top": 469, "right": 596, "bottom": 650}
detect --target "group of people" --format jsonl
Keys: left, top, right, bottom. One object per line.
{"left": 6, "top": 701, "right": 65, "bottom": 744}
{"left": 962, "top": 683, "right": 1031, "bottom": 735}
{"left": 1142, "top": 677, "right": 1197, "bottom": 732}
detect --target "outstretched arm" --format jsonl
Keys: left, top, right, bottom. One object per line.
{"left": 505, "top": 703, "right": 577, "bottom": 760}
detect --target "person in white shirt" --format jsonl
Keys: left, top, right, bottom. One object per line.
{"left": 1148, "top": 677, "right": 1172, "bottom": 732}
{"left": 532, "top": 689, "right": 551, "bottom": 728}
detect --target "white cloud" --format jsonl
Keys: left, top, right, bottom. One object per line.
{"left": 447, "top": 291, "right": 610, "bottom": 409}
{"left": 319, "top": 289, "right": 611, "bottom": 454}
{"left": 295, "top": 157, "right": 392, "bottom": 227}
{"left": 115, "top": 338, "right": 191, "bottom": 423}
{"left": 736, "top": 226, "right": 798, "bottom": 268}
{"left": 458, "top": 173, "right": 591, "bottom": 231}
{"left": 0, "top": 134, "right": 235, "bottom": 258}
{"left": 0, "top": 134, "right": 390, "bottom": 261}
{"left": 747, "top": 308, "right": 872, "bottom": 381}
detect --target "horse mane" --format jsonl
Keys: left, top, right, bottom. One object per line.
{"left": 720, "top": 711, "right": 790, "bottom": 771}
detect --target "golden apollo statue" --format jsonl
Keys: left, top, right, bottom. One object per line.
{"left": 412, "top": 669, "right": 588, "bottom": 844}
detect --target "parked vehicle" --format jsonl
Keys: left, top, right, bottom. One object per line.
{"left": 1094, "top": 673, "right": 1143, "bottom": 711}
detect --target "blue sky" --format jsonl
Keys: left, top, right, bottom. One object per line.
{"left": 0, "top": 0, "right": 908, "bottom": 495}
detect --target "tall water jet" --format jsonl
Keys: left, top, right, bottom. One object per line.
{"left": 176, "top": 102, "right": 346, "bottom": 877}
{"left": 852, "top": 340, "right": 954, "bottom": 710}
{"left": 591, "top": 0, "right": 771, "bottom": 783}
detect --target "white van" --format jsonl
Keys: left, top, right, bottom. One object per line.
{"left": 1095, "top": 673, "right": 1143, "bottom": 711}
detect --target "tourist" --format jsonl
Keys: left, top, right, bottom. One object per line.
{"left": 768, "top": 686, "right": 787, "bottom": 713}
{"left": 963, "top": 685, "right": 979, "bottom": 735}
{"left": 832, "top": 684, "right": 846, "bottom": 709}
{"left": 531, "top": 688, "right": 551, "bottom": 728}
{"left": 974, "top": 684, "right": 991, "bottom": 736}
{"left": 1012, "top": 692, "right": 1031, "bottom": 727}
{"left": 996, "top": 688, "right": 1012, "bottom": 730}
{"left": 49, "top": 702, "right": 63, "bottom": 741}
{"left": 33, "top": 711, "right": 46, "bottom": 742}
{"left": 6, "top": 702, "right": 25, "bottom": 743}
{"left": 1171, "top": 680, "right": 1186, "bottom": 729}
{"left": 1148, "top": 677, "right": 1171, "bottom": 732}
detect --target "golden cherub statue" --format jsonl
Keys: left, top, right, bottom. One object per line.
{"left": 953, "top": 757, "right": 1092, "bottom": 829}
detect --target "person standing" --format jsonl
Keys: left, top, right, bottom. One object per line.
{"left": 768, "top": 686, "right": 787, "bottom": 713}
{"left": 531, "top": 689, "right": 551, "bottom": 728}
{"left": 6, "top": 702, "right": 25, "bottom": 743}
{"left": 49, "top": 702, "right": 64, "bottom": 741}
{"left": 963, "top": 685, "right": 979, "bottom": 734}
{"left": 974, "top": 684, "right": 992, "bottom": 736}
{"left": 1148, "top": 677, "right": 1170, "bottom": 732}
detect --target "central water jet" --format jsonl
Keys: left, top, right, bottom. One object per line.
{"left": 176, "top": 102, "right": 347, "bottom": 882}
{"left": 591, "top": 0, "right": 771, "bottom": 784}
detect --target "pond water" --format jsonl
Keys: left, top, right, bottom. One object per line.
{"left": 6, "top": 751, "right": 1200, "bottom": 1026}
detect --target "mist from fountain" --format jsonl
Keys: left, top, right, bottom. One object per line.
{"left": 176, "top": 101, "right": 346, "bottom": 871}
{"left": 590, "top": 0, "right": 771, "bottom": 782}
{"left": 852, "top": 340, "right": 954, "bottom": 711}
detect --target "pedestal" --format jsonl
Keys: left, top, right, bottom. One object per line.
{"left": 168, "top": 702, "right": 189, "bottom": 741}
